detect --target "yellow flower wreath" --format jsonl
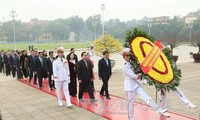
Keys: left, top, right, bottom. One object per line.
{"left": 131, "top": 37, "right": 173, "bottom": 84}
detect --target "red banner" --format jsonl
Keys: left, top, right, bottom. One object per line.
{"left": 140, "top": 40, "right": 163, "bottom": 74}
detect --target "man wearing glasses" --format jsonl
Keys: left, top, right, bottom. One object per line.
{"left": 77, "top": 52, "right": 97, "bottom": 103}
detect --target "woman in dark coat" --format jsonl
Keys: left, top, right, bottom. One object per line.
{"left": 67, "top": 52, "right": 77, "bottom": 97}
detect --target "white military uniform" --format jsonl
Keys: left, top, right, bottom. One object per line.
{"left": 160, "top": 87, "right": 197, "bottom": 109}
{"left": 53, "top": 57, "right": 72, "bottom": 107}
{"left": 89, "top": 49, "right": 94, "bottom": 63}
{"left": 159, "top": 46, "right": 197, "bottom": 109}
{"left": 122, "top": 61, "right": 168, "bottom": 120}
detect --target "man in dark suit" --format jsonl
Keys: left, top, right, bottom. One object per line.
{"left": 4, "top": 51, "right": 11, "bottom": 76}
{"left": 45, "top": 51, "right": 56, "bottom": 90}
{"left": 35, "top": 52, "right": 45, "bottom": 88}
{"left": 98, "top": 51, "right": 112, "bottom": 99}
{"left": 10, "top": 51, "right": 16, "bottom": 78}
{"left": 77, "top": 52, "right": 97, "bottom": 103}
{"left": 15, "top": 51, "right": 22, "bottom": 79}
{"left": 0, "top": 50, "right": 4, "bottom": 73}
{"left": 28, "top": 50, "right": 37, "bottom": 84}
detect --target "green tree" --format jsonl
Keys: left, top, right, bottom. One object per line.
{"left": 68, "top": 16, "right": 85, "bottom": 41}
{"left": 46, "top": 18, "right": 70, "bottom": 41}
{"left": 85, "top": 15, "right": 101, "bottom": 40}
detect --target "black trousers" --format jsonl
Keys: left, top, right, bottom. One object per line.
{"left": 16, "top": 67, "right": 22, "bottom": 79}
{"left": 0, "top": 62, "right": 3, "bottom": 73}
{"left": 100, "top": 77, "right": 109, "bottom": 97}
{"left": 22, "top": 68, "right": 28, "bottom": 78}
{"left": 48, "top": 73, "right": 55, "bottom": 88}
{"left": 29, "top": 69, "right": 37, "bottom": 84}
{"left": 78, "top": 81, "right": 95, "bottom": 100}
{"left": 6, "top": 64, "right": 11, "bottom": 76}
{"left": 37, "top": 73, "right": 43, "bottom": 88}
{"left": 11, "top": 66, "right": 16, "bottom": 77}
{"left": 34, "top": 73, "right": 37, "bottom": 84}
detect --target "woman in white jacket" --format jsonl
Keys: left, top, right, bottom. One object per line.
{"left": 121, "top": 48, "right": 169, "bottom": 120}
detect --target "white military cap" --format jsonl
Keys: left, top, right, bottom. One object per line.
{"left": 57, "top": 46, "right": 64, "bottom": 53}
{"left": 121, "top": 48, "right": 131, "bottom": 56}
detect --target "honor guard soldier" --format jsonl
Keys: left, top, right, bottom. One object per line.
{"left": 159, "top": 46, "right": 198, "bottom": 109}
{"left": 53, "top": 47, "right": 72, "bottom": 107}
{"left": 121, "top": 48, "right": 170, "bottom": 120}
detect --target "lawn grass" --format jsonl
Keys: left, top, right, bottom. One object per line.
{"left": 0, "top": 42, "right": 91, "bottom": 51}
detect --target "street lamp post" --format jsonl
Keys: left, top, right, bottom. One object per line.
{"left": 10, "top": 9, "right": 17, "bottom": 51}
{"left": 188, "top": 23, "right": 193, "bottom": 45}
{"left": 91, "top": 16, "right": 98, "bottom": 40}
{"left": 101, "top": 4, "right": 105, "bottom": 38}
{"left": 0, "top": 19, "right": 2, "bottom": 42}
{"left": 147, "top": 23, "right": 152, "bottom": 35}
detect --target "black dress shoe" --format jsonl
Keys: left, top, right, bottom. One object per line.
{"left": 106, "top": 97, "right": 111, "bottom": 99}
{"left": 100, "top": 93, "right": 106, "bottom": 96}
{"left": 79, "top": 99, "right": 84, "bottom": 102}
{"left": 84, "top": 90, "right": 88, "bottom": 92}
{"left": 53, "top": 87, "right": 56, "bottom": 89}
{"left": 91, "top": 99, "right": 98, "bottom": 103}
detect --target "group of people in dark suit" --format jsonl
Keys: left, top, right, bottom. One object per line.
{"left": 1, "top": 48, "right": 113, "bottom": 103}
{"left": 0, "top": 50, "right": 24, "bottom": 78}
{"left": 0, "top": 48, "right": 79, "bottom": 92}
{"left": 77, "top": 50, "right": 112, "bottom": 102}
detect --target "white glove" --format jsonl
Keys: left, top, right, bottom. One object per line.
{"left": 140, "top": 78, "right": 147, "bottom": 84}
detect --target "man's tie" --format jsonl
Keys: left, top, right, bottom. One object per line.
{"left": 105, "top": 59, "right": 108, "bottom": 66}
{"left": 85, "top": 61, "right": 88, "bottom": 69}
{"left": 61, "top": 58, "right": 63, "bottom": 62}
{"left": 40, "top": 58, "right": 43, "bottom": 67}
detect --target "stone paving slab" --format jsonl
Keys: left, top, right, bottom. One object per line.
{"left": 0, "top": 74, "right": 107, "bottom": 120}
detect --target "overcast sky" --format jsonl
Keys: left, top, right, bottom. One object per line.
{"left": 0, "top": 0, "right": 200, "bottom": 22}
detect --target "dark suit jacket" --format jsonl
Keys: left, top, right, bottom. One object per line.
{"left": 4, "top": 55, "right": 10, "bottom": 65}
{"left": 14, "top": 54, "right": 20, "bottom": 69}
{"left": 10, "top": 55, "right": 16, "bottom": 67}
{"left": 35, "top": 57, "right": 45, "bottom": 74}
{"left": 28, "top": 55, "right": 36, "bottom": 71}
{"left": 45, "top": 57, "right": 55, "bottom": 74}
{"left": 98, "top": 58, "right": 112, "bottom": 79}
{"left": 77, "top": 59, "right": 93, "bottom": 83}
{"left": 0, "top": 54, "right": 3, "bottom": 65}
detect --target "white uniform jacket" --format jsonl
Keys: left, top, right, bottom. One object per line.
{"left": 53, "top": 57, "right": 70, "bottom": 82}
{"left": 122, "top": 61, "right": 140, "bottom": 91}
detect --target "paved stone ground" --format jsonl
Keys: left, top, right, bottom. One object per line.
{"left": 0, "top": 74, "right": 107, "bottom": 120}
{"left": 0, "top": 45, "right": 199, "bottom": 120}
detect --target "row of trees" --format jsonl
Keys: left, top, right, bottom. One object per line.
{"left": 0, "top": 9, "right": 200, "bottom": 45}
